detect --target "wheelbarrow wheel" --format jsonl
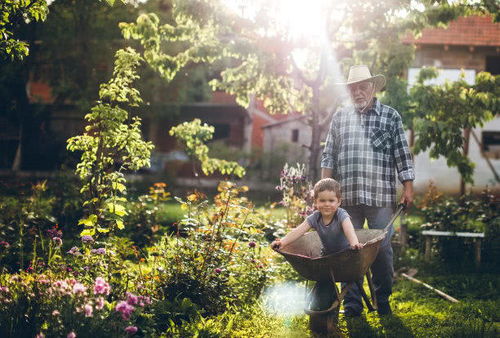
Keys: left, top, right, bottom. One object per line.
{"left": 309, "top": 307, "right": 339, "bottom": 335}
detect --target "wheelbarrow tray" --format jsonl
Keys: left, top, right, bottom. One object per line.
{"left": 277, "top": 229, "right": 385, "bottom": 282}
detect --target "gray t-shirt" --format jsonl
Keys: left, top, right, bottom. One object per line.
{"left": 306, "top": 208, "right": 351, "bottom": 254}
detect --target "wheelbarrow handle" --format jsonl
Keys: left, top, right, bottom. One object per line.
{"left": 382, "top": 203, "right": 407, "bottom": 234}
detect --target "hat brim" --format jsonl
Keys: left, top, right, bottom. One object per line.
{"left": 335, "top": 74, "right": 386, "bottom": 92}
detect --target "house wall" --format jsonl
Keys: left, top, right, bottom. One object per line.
{"left": 262, "top": 119, "right": 311, "bottom": 168}
{"left": 413, "top": 45, "right": 498, "bottom": 71}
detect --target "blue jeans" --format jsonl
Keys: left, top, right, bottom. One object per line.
{"left": 342, "top": 205, "right": 395, "bottom": 312}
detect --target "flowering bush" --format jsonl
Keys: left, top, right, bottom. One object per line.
{"left": 273, "top": 163, "right": 313, "bottom": 228}
{"left": 141, "top": 181, "right": 272, "bottom": 317}
{"left": 0, "top": 273, "right": 151, "bottom": 337}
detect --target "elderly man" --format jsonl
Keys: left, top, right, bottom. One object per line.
{"left": 321, "top": 65, "right": 415, "bottom": 316}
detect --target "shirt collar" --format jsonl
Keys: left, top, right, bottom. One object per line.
{"left": 368, "top": 97, "right": 381, "bottom": 115}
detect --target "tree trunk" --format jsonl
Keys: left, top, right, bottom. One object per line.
{"left": 460, "top": 128, "right": 471, "bottom": 195}
{"left": 309, "top": 85, "right": 321, "bottom": 182}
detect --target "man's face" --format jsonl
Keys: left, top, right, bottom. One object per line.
{"left": 349, "top": 81, "right": 374, "bottom": 111}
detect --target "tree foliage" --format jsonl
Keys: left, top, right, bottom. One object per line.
{"left": 410, "top": 68, "right": 499, "bottom": 184}
{"left": 169, "top": 119, "right": 246, "bottom": 178}
{"left": 120, "top": 0, "right": 481, "bottom": 179}
{"left": 67, "top": 47, "right": 154, "bottom": 238}
{"left": 0, "top": 0, "right": 48, "bottom": 60}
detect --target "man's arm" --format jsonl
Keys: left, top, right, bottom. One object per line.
{"left": 400, "top": 180, "right": 414, "bottom": 205}
{"left": 392, "top": 112, "right": 415, "bottom": 205}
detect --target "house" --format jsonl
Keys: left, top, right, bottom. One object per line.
{"left": 403, "top": 15, "right": 500, "bottom": 193}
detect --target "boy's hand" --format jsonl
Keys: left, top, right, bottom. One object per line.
{"left": 350, "top": 242, "right": 364, "bottom": 250}
{"left": 271, "top": 239, "right": 282, "bottom": 251}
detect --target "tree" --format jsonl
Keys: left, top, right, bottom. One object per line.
{"left": 409, "top": 68, "right": 499, "bottom": 190}
{"left": 67, "top": 47, "right": 154, "bottom": 238}
{"left": 119, "top": 0, "right": 475, "bottom": 180}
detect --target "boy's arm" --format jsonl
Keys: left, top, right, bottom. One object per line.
{"left": 341, "top": 218, "right": 363, "bottom": 249}
{"left": 271, "top": 221, "right": 311, "bottom": 250}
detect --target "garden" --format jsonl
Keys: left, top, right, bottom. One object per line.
{"left": 1, "top": 0, "right": 499, "bottom": 337}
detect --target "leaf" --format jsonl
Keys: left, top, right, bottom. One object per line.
{"left": 80, "top": 228, "right": 96, "bottom": 237}
{"left": 116, "top": 220, "right": 124, "bottom": 230}
{"left": 78, "top": 214, "right": 97, "bottom": 227}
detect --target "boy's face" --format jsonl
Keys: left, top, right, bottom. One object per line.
{"left": 314, "top": 190, "right": 341, "bottom": 218}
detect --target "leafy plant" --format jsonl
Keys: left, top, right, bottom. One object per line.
{"left": 67, "top": 47, "right": 154, "bottom": 238}
{"left": 169, "top": 119, "right": 246, "bottom": 178}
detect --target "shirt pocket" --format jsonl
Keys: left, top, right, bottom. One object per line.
{"left": 370, "top": 128, "right": 392, "bottom": 152}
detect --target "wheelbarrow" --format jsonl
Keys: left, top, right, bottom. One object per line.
{"left": 274, "top": 204, "right": 406, "bottom": 334}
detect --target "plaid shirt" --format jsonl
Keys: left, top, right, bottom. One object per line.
{"left": 321, "top": 98, "right": 415, "bottom": 207}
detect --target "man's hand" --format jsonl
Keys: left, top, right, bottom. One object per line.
{"left": 400, "top": 180, "right": 414, "bottom": 206}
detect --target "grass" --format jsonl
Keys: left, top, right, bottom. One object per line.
{"left": 208, "top": 273, "right": 499, "bottom": 338}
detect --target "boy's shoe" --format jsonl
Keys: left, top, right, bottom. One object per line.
{"left": 343, "top": 307, "right": 362, "bottom": 317}
{"left": 377, "top": 302, "right": 392, "bottom": 316}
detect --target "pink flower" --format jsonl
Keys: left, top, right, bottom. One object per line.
{"left": 84, "top": 304, "right": 93, "bottom": 317}
{"left": 52, "top": 310, "right": 60, "bottom": 316}
{"left": 115, "top": 301, "right": 135, "bottom": 320}
{"left": 214, "top": 268, "right": 222, "bottom": 274}
{"left": 93, "top": 277, "right": 110, "bottom": 295}
{"left": 72, "top": 283, "right": 87, "bottom": 294}
{"left": 126, "top": 292, "right": 139, "bottom": 306}
{"left": 95, "top": 297, "right": 105, "bottom": 310}
{"left": 67, "top": 332, "right": 76, "bottom": 338}
{"left": 36, "top": 333, "right": 45, "bottom": 338}
{"left": 124, "top": 326, "right": 138, "bottom": 334}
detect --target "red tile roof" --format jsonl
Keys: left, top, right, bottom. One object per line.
{"left": 403, "top": 15, "right": 500, "bottom": 47}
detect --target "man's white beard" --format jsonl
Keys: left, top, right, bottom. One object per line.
{"left": 354, "top": 100, "right": 368, "bottom": 110}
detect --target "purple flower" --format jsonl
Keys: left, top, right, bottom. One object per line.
{"left": 214, "top": 268, "right": 222, "bottom": 274}
{"left": 47, "top": 226, "right": 62, "bottom": 239}
{"left": 124, "top": 326, "right": 138, "bottom": 334}
{"left": 115, "top": 301, "right": 135, "bottom": 320}
{"left": 93, "top": 277, "right": 111, "bottom": 295}
{"left": 36, "top": 333, "right": 45, "bottom": 338}
{"left": 91, "top": 248, "right": 106, "bottom": 255}
{"left": 248, "top": 241, "right": 256, "bottom": 248}
{"left": 81, "top": 235, "right": 94, "bottom": 243}
{"left": 67, "top": 247, "right": 81, "bottom": 256}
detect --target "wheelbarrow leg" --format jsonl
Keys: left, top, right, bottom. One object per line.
{"left": 366, "top": 270, "right": 378, "bottom": 310}
{"left": 308, "top": 279, "right": 353, "bottom": 335}
{"left": 355, "top": 270, "right": 379, "bottom": 312}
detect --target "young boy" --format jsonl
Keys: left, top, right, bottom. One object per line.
{"left": 271, "top": 178, "right": 363, "bottom": 253}
{"left": 271, "top": 178, "right": 363, "bottom": 311}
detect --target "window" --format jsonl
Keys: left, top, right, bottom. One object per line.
{"left": 212, "top": 123, "right": 230, "bottom": 140}
{"left": 486, "top": 56, "right": 500, "bottom": 75}
{"left": 291, "top": 129, "right": 299, "bottom": 143}
{"left": 482, "top": 131, "right": 500, "bottom": 159}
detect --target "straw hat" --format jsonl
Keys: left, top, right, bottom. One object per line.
{"left": 339, "top": 65, "right": 386, "bottom": 91}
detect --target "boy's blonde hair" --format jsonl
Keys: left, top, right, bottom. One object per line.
{"left": 313, "top": 178, "right": 342, "bottom": 199}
